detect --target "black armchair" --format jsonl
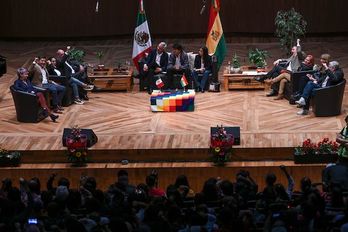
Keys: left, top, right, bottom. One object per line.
{"left": 10, "top": 85, "right": 48, "bottom": 123}
{"left": 0, "top": 55, "right": 6, "bottom": 77}
{"left": 283, "top": 70, "right": 315, "bottom": 103}
{"left": 311, "top": 79, "right": 346, "bottom": 117}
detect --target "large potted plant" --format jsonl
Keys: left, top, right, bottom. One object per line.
{"left": 248, "top": 48, "right": 268, "bottom": 70}
{"left": 68, "top": 48, "right": 85, "bottom": 63}
{"left": 275, "top": 8, "right": 307, "bottom": 54}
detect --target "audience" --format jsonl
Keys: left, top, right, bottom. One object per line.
{"left": 2, "top": 166, "right": 348, "bottom": 231}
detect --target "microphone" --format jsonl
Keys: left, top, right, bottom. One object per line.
{"left": 200, "top": 4, "right": 206, "bottom": 15}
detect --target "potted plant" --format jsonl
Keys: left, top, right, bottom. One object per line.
{"left": 275, "top": 8, "right": 307, "bottom": 54}
{"left": 294, "top": 138, "right": 338, "bottom": 164}
{"left": 68, "top": 48, "right": 85, "bottom": 63}
{"left": 96, "top": 51, "right": 104, "bottom": 69}
{"left": 248, "top": 48, "right": 268, "bottom": 71}
{"left": 66, "top": 125, "right": 88, "bottom": 167}
{"left": 210, "top": 125, "right": 234, "bottom": 166}
{"left": 231, "top": 53, "right": 241, "bottom": 73}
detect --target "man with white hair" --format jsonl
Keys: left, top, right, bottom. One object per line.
{"left": 296, "top": 60, "right": 344, "bottom": 115}
{"left": 143, "top": 42, "right": 169, "bottom": 93}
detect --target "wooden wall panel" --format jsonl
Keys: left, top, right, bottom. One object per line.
{"left": 0, "top": 0, "right": 347, "bottom": 38}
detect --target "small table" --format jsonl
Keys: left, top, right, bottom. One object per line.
{"left": 90, "top": 68, "right": 133, "bottom": 91}
{"left": 223, "top": 67, "right": 268, "bottom": 90}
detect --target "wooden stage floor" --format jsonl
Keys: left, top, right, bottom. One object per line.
{"left": 0, "top": 39, "right": 347, "bottom": 152}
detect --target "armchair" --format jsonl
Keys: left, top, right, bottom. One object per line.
{"left": 10, "top": 85, "right": 48, "bottom": 123}
{"left": 311, "top": 79, "right": 346, "bottom": 117}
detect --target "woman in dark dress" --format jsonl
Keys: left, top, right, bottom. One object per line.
{"left": 14, "top": 67, "right": 58, "bottom": 122}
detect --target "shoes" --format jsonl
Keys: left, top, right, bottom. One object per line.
{"left": 82, "top": 95, "right": 89, "bottom": 101}
{"left": 295, "top": 97, "right": 306, "bottom": 106}
{"left": 201, "top": 89, "right": 205, "bottom": 93}
{"left": 57, "top": 105, "right": 64, "bottom": 111}
{"left": 255, "top": 77, "right": 266, "bottom": 83}
{"left": 83, "top": 85, "right": 94, "bottom": 91}
{"left": 266, "top": 89, "right": 277, "bottom": 97}
{"left": 53, "top": 108, "right": 63, "bottom": 114}
{"left": 147, "top": 89, "right": 153, "bottom": 95}
{"left": 49, "top": 114, "right": 59, "bottom": 122}
{"left": 74, "top": 98, "right": 84, "bottom": 105}
{"left": 297, "top": 109, "right": 309, "bottom": 115}
{"left": 274, "top": 94, "right": 284, "bottom": 100}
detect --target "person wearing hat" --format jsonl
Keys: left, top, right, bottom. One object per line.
{"left": 14, "top": 67, "right": 59, "bottom": 122}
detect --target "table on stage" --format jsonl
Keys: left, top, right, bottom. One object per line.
{"left": 150, "top": 90, "right": 195, "bottom": 112}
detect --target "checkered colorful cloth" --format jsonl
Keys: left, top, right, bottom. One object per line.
{"left": 150, "top": 90, "right": 195, "bottom": 112}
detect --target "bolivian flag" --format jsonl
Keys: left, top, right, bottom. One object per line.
{"left": 206, "top": 0, "right": 226, "bottom": 70}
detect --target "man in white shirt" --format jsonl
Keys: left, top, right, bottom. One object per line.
{"left": 29, "top": 57, "right": 66, "bottom": 112}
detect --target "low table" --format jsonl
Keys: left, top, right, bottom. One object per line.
{"left": 150, "top": 90, "right": 195, "bottom": 112}
{"left": 90, "top": 68, "right": 133, "bottom": 91}
{"left": 223, "top": 68, "right": 268, "bottom": 90}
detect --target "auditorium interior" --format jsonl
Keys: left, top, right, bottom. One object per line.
{"left": 0, "top": 0, "right": 348, "bottom": 231}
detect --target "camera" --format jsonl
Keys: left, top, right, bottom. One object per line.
{"left": 28, "top": 218, "right": 38, "bottom": 224}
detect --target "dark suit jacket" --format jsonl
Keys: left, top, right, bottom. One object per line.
{"left": 146, "top": 49, "right": 168, "bottom": 72}
{"left": 14, "top": 79, "right": 37, "bottom": 93}
{"left": 168, "top": 51, "right": 189, "bottom": 70}
{"left": 316, "top": 68, "right": 344, "bottom": 87}
{"left": 193, "top": 54, "right": 212, "bottom": 71}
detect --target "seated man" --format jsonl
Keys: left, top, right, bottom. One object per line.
{"left": 56, "top": 48, "right": 92, "bottom": 101}
{"left": 296, "top": 60, "right": 344, "bottom": 115}
{"left": 143, "top": 42, "right": 168, "bottom": 93}
{"left": 258, "top": 39, "right": 305, "bottom": 97}
{"left": 192, "top": 46, "right": 212, "bottom": 93}
{"left": 167, "top": 43, "right": 191, "bottom": 90}
{"left": 29, "top": 57, "right": 66, "bottom": 113}
{"left": 265, "top": 54, "right": 314, "bottom": 100}
{"left": 47, "top": 56, "right": 93, "bottom": 105}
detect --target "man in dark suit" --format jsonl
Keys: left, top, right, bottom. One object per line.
{"left": 296, "top": 60, "right": 344, "bottom": 115}
{"left": 167, "top": 43, "right": 191, "bottom": 90}
{"left": 143, "top": 42, "right": 169, "bottom": 93}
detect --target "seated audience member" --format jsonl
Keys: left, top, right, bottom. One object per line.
{"left": 47, "top": 57, "right": 93, "bottom": 105}
{"left": 56, "top": 48, "right": 92, "bottom": 101}
{"left": 143, "top": 42, "right": 168, "bottom": 93}
{"left": 29, "top": 57, "right": 66, "bottom": 113}
{"left": 14, "top": 68, "right": 58, "bottom": 122}
{"left": 336, "top": 115, "right": 348, "bottom": 159}
{"left": 265, "top": 54, "right": 314, "bottom": 100}
{"left": 259, "top": 39, "right": 305, "bottom": 97}
{"left": 296, "top": 60, "right": 344, "bottom": 115}
{"left": 167, "top": 43, "right": 191, "bottom": 90}
{"left": 322, "top": 153, "right": 348, "bottom": 192}
{"left": 192, "top": 46, "right": 212, "bottom": 93}
{"left": 146, "top": 171, "right": 166, "bottom": 198}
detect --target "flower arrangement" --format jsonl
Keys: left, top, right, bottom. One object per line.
{"left": 295, "top": 138, "right": 339, "bottom": 155}
{"left": 0, "top": 148, "right": 21, "bottom": 166}
{"left": 210, "top": 125, "right": 234, "bottom": 166}
{"left": 66, "top": 126, "right": 88, "bottom": 166}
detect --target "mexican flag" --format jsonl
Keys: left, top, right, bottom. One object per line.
{"left": 206, "top": 0, "right": 226, "bottom": 71}
{"left": 132, "top": 0, "right": 152, "bottom": 71}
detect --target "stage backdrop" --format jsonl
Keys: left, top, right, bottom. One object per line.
{"left": 0, "top": 0, "right": 347, "bottom": 38}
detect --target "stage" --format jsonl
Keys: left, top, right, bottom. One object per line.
{"left": 0, "top": 39, "right": 347, "bottom": 191}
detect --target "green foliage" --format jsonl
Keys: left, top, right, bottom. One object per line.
{"left": 232, "top": 53, "right": 240, "bottom": 68}
{"left": 275, "top": 8, "right": 307, "bottom": 53}
{"left": 68, "top": 48, "right": 85, "bottom": 63}
{"left": 248, "top": 48, "right": 269, "bottom": 68}
{"left": 96, "top": 51, "right": 104, "bottom": 63}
